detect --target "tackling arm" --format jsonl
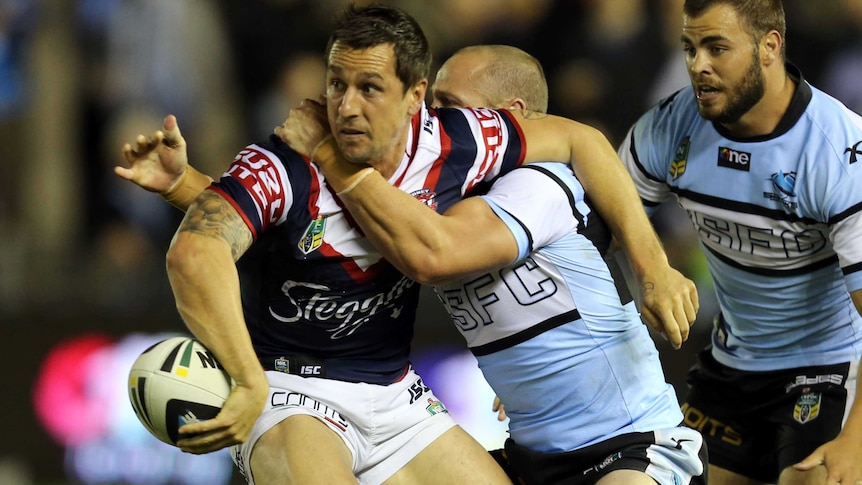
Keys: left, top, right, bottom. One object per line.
{"left": 311, "top": 141, "right": 518, "bottom": 285}
{"left": 510, "top": 110, "right": 699, "bottom": 347}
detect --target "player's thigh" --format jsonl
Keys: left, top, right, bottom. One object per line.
{"left": 596, "top": 469, "right": 660, "bottom": 484}
{"left": 250, "top": 414, "right": 356, "bottom": 485}
{"left": 708, "top": 464, "right": 766, "bottom": 485}
{"left": 382, "top": 425, "right": 511, "bottom": 485}
{"left": 777, "top": 464, "right": 827, "bottom": 485}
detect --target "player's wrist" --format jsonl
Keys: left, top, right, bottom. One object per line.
{"left": 161, "top": 165, "right": 213, "bottom": 210}
{"left": 336, "top": 167, "right": 375, "bottom": 197}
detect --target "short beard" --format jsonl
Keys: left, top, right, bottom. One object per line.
{"left": 707, "top": 53, "right": 766, "bottom": 124}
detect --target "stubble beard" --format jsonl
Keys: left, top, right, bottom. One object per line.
{"left": 699, "top": 54, "right": 766, "bottom": 125}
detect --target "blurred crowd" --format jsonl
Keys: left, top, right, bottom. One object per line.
{"left": 1, "top": 0, "right": 861, "bottom": 326}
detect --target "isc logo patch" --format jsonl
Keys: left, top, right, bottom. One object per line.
{"left": 718, "top": 147, "right": 751, "bottom": 171}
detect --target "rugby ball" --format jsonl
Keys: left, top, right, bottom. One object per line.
{"left": 128, "top": 336, "right": 233, "bottom": 445}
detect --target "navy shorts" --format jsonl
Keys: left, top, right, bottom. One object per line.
{"left": 681, "top": 346, "right": 856, "bottom": 483}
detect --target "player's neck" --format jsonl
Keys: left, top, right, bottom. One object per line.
{"left": 723, "top": 69, "right": 795, "bottom": 138}
{"left": 369, "top": 123, "right": 411, "bottom": 180}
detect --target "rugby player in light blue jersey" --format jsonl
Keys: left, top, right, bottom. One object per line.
{"left": 281, "top": 45, "right": 706, "bottom": 485}
{"left": 617, "top": 1, "right": 862, "bottom": 484}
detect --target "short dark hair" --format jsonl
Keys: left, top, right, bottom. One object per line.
{"left": 683, "top": 0, "right": 786, "bottom": 58}
{"left": 325, "top": 4, "right": 432, "bottom": 92}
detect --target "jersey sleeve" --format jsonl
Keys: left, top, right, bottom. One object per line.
{"left": 617, "top": 92, "right": 684, "bottom": 217}
{"left": 823, "top": 143, "right": 862, "bottom": 293}
{"left": 479, "top": 163, "right": 579, "bottom": 261}
{"left": 433, "top": 107, "right": 526, "bottom": 194}
{"left": 207, "top": 137, "right": 300, "bottom": 240}
{"left": 808, "top": 100, "right": 862, "bottom": 293}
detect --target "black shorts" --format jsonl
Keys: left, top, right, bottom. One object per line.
{"left": 499, "top": 427, "right": 708, "bottom": 485}
{"left": 681, "top": 346, "right": 855, "bottom": 483}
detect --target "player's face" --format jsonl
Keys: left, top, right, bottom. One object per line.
{"left": 431, "top": 53, "right": 493, "bottom": 109}
{"left": 682, "top": 4, "right": 766, "bottom": 124}
{"left": 326, "top": 42, "right": 426, "bottom": 167}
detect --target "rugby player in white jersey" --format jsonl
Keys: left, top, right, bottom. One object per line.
{"left": 276, "top": 44, "right": 708, "bottom": 485}
{"left": 616, "top": 1, "right": 862, "bottom": 484}
{"left": 115, "top": 6, "right": 697, "bottom": 484}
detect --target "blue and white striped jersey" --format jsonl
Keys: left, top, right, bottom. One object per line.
{"left": 618, "top": 65, "right": 862, "bottom": 371}
{"left": 436, "top": 162, "right": 683, "bottom": 452}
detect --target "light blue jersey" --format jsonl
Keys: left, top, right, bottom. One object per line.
{"left": 619, "top": 65, "right": 862, "bottom": 371}
{"left": 435, "top": 162, "right": 682, "bottom": 453}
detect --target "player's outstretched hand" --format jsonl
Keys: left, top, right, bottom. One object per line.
{"left": 638, "top": 265, "right": 699, "bottom": 350}
{"left": 793, "top": 433, "right": 862, "bottom": 484}
{"left": 492, "top": 396, "right": 508, "bottom": 422}
{"left": 274, "top": 98, "right": 329, "bottom": 158}
{"left": 116, "top": 114, "right": 188, "bottom": 194}
{"left": 175, "top": 380, "right": 268, "bottom": 454}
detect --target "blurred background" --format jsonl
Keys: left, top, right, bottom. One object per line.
{"left": 1, "top": 0, "right": 860, "bottom": 483}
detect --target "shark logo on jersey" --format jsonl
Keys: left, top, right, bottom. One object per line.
{"left": 669, "top": 137, "right": 690, "bottom": 180}
{"left": 298, "top": 216, "right": 326, "bottom": 254}
{"left": 717, "top": 146, "right": 751, "bottom": 171}
{"left": 763, "top": 170, "right": 798, "bottom": 210}
{"left": 846, "top": 140, "right": 861, "bottom": 164}
{"left": 793, "top": 391, "right": 821, "bottom": 424}
{"left": 410, "top": 188, "right": 438, "bottom": 210}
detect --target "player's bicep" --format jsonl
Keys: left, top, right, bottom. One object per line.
{"left": 178, "top": 190, "right": 253, "bottom": 261}
{"left": 511, "top": 110, "right": 616, "bottom": 168}
{"left": 438, "top": 197, "right": 519, "bottom": 274}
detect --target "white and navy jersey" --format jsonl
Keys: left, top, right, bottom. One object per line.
{"left": 436, "top": 162, "right": 682, "bottom": 452}
{"left": 619, "top": 65, "right": 862, "bottom": 371}
{"left": 210, "top": 104, "right": 525, "bottom": 384}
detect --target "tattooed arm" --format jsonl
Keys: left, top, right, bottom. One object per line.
{"left": 166, "top": 190, "right": 268, "bottom": 454}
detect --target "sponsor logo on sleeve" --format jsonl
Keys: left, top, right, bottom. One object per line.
{"left": 845, "top": 141, "right": 861, "bottom": 164}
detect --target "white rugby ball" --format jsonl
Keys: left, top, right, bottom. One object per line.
{"left": 128, "top": 336, "right": 233, "bottom": 445}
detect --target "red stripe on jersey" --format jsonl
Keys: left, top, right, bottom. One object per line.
{"left": 225, "top": 146, "right": 289, "bottom": 232}
{"left": 425, "top": 120, "right": 452, "bottom": 189}
{"left": 303, "top": 157, "right": 322, "bottom": 220}
{"left": 393, "top": 112, "right": 424, "bottom": 187}
{"left": 305, "top": 157, "right": 381, "bottom": 284}
{"left": 318, "top": 242, "right": 384, "bottom": 284}
{"left": 208, "top": 186, "right": 258, "bottom": 240}
{"left": 499, "top": 109, "right": 527, "bottom": 166}
{"left": 463, "top": 108, "right": 504, "bottom": 193}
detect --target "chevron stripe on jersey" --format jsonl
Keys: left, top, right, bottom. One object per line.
{"left": 207, "top": 104, "right": 527, "bottom": 384}
{"left": 618, "top": 65, "right": 862, "bottom": 371}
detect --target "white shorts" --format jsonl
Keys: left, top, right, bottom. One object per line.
{"left": 231, "top": 367, "right": 457, "bottom": 485}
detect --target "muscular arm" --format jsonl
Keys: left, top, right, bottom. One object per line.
{"left": 309, "top": 110, "right": 698, "bottom": 346}
{"left": 166, "top": 190, "right": 268, "bottom": 453}
{"left": 322, "top": 157, "right": 518, "bottom": 284}
{"left": 509, "top": 110, "right": 680, "bottom": 299}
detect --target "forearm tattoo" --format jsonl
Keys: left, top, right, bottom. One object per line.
{"left": 179, "top": 190, "right": 253, "bottom": 261}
